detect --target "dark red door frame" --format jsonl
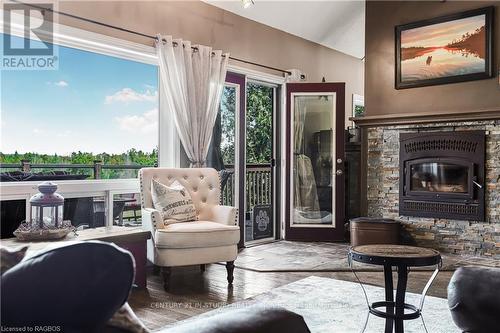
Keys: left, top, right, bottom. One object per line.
{"left": 285, "top": 82, "right": 346, "bottom": 242}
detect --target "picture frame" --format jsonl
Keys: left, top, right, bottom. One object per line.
{"left": 395, "top": 6, "right": 494, "bottom": 89}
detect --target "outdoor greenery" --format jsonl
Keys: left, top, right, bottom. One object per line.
{"left": 0, "top": 149, "right": 157, "bottom": 179}
{"left": 245, "top": 83, "right": 273, "bottom": 164}
{"left": 218, "top": 82, "right": 273, "bottom": 165}
{"left": 219, "top": 86, "right": 236, "bottom": 165}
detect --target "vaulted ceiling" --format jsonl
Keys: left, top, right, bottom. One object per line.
{"left": 204, "top": 0, "right": 365, "bottom": 59}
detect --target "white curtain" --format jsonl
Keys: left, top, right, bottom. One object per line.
{"left": 156, "top": 35, "right": 228, "bottom": 167}
{"left": 287, "top": 69, "right": 306, "bottom": 154}
{"left": 292, "top": 99, "right": 320, "bottom": 213}
{"left": 285, "top": 71, "right": 320, "bottom": 215}
{"left": 293, "top": 97, "right": 307, "bottom": 154}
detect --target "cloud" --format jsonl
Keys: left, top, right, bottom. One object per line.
{"left": 33, "top": 128, "right": 46, "bottom": 135}
{"left": 46, "top": 80, "right": 69, "bottom": 87}
{"left": 54, "top": 80, "right": 68, "bottom": 87}
{"left": 115, "top": 108, "right": 158, "bottom": 134}
{"left": 56, "top": 130, "right": 73, "bottom": 138}
{"left": 105, "top": 88, "right": 158, "bottom": 104}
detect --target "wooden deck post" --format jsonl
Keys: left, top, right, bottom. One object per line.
{"left": 93, "top": 160, "right": 103, "bottom": 179}
{"left": 21, "top": 160, "right": 31, "bottom": 172}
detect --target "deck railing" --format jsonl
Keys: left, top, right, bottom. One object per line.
{"left": 1, "top": 161, "right": 273, "bottom": 212}
{"left": 0, "top": 160, "right": 154, "bottom": 179}
{"left": 221, "top": 164, "right": 272, "bottom": 209}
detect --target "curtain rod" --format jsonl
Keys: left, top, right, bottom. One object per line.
{"left": 10, "top": 0, "right": 292, "bottom": 76}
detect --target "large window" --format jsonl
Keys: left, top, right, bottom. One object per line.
{"left": 1, "top": 34, "right": 158, "bottom": 180}
{"left": 0, "top": 21, "right": 285, "bottom": 237}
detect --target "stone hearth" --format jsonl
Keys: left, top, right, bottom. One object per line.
{"left": 367, "top": 120, "right": 500, "bottom": 257}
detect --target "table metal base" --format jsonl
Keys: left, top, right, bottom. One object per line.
{"left": 349, "top": 261, "right": 440, "bottom": 333}
{"left": 370, "top": 301, "right": 420, "bottom": 320}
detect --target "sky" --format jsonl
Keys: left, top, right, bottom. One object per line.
{"left": 401, "top": 14, "right": 485, "bottom": 48}
{"left": 1, "top": 33, "right": 158, "bottom": 155}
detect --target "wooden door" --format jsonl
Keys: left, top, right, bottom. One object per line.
{"left": 285, "top": 83, "right": 346, "bottom": 241}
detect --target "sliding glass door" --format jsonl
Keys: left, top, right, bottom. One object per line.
{"left": 245, "top": 81, "right": 277, "bottom": 243}
{"left": 206, "top": 73, "right": 244, "bottom": 244}
{"left": 207, "top": 74, "right": 279, "bottom": 246}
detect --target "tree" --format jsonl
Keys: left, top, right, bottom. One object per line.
{"left": 0, "top": 149, "right": 157, "bottom": 179}
{"left": 246, "top": 83, "right": 273, "bottom": 163}
{"left": 218, "top": 83, "right": 273, "bottom": 165}
{"left": 220, "top": 86, "right": 236, "bottom": 165}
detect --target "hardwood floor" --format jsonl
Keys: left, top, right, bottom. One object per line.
{"left": 128, "top": 263, "right": 453, "bottom": 331}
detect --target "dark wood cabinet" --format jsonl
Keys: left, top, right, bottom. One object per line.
{"left": 345, "top": 134, "right": 362, "bottom": 220}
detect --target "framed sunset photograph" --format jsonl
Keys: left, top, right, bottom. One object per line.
{"left": 396, "top": 6, "right": 493, "bottom": 89}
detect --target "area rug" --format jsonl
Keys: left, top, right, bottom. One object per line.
{"left": 166, "top": 276, "right": 459, "bottom": 333}
{"left": 235, "top": 241, "right": 499, "bottom": 272}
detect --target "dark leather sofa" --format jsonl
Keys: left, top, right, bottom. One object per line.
{"left": 1, "top": 241, "right": 310, "bottom": 333}
{"left": 1, "top": 242, "right": 135, "bottom": 332}
{"left": 448, "top": 266, "right": 500, "bottom": 333}
{"left": 161, "top": 306, "right": 310, "bottom": 333}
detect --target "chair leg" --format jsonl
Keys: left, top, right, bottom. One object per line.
{"left": 200, "top": 264, "right": 206, "bottom": 272}
{"left": 161, "top": 267, "right": 171, "bottom": 291}
{"left": 226, "top": 261, "right": 234, "bottom": 284}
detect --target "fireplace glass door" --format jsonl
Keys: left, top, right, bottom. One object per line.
{"left": 407, "top": 159, "right": 473, "bottom": 197}
{"left": 399, "top": 131, "right": 485, "bottom": 221}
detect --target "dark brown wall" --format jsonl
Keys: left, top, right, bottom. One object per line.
{"left": 365, "top": 1, "right": 500, "bottom": 117}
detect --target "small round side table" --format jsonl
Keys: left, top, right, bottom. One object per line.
{"left": 348, "top": 244, "right": 442, "bottom": 333}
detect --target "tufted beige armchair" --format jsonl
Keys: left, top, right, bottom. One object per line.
{"left": 139, "top": 168, "right": 239, "bottom": 290}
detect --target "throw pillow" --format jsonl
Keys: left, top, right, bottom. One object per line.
{"left": 151, "top": 179, "right": 197, "bottom": 226}
{"left": 0, "top": 245, "right": 28, "bottom": 275}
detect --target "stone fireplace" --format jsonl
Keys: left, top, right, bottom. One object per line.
{"left": 399, "top": 130, "right": 485, "bottom": 221}
{"left": 366, "top": 120, "right": 499, "bottom": 257}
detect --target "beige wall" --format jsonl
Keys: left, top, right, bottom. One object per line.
{"left": 56, "top": 0, "right": 364, "bottom": 125}
{"left": 365, "top": 1, "right": 500, "bottom": 117}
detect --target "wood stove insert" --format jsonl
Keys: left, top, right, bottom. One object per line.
{"left": 399, "top": 131, "right": 485, "bottom": 221}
